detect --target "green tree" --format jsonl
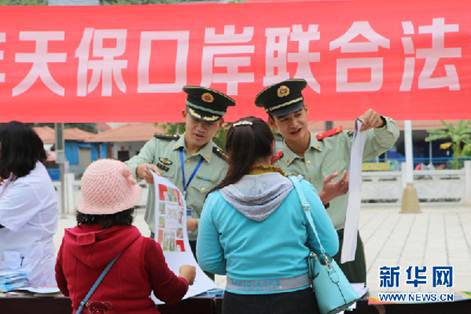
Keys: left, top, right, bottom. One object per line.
{"left": 463, "top": 142, "right": 471, "bottom": 157}
{"left": 212, "top": 125, "right": 229, "bottom": 149}
{"left": 425, "top": 120, "right": 471, "bottom": 168}
{"left": 162, "top": 122, "right": 185, "bottom": 136}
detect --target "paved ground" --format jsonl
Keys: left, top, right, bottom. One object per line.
{"left": 54, "top": 205, "right": 471, "bottom": 293}
{"left": 361, "top": 206, "right": 471, "bottom": 292}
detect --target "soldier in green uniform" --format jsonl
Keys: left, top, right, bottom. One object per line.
{"left": 126, "top": 86, "right": 234, "bottom": 257}
{"left": 255, "top": 78, "right": 399, "bottom": 284}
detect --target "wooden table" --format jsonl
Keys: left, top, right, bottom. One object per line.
{"left": 0, "top": 294, "right": 470, "bottom": 314}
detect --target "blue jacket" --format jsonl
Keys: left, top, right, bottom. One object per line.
{"left": 196, "top": 173, "right": 339, "bottom": 294}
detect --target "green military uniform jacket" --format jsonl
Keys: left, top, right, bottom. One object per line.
{"left": 274, "top": 117, "right": 399, "bottom": 230}
{"left": 126, "top": 133, "right": 228, "bottom": 240}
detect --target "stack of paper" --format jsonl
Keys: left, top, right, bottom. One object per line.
{"left": 0, "top": 270, "right": 29, "bottom": 292}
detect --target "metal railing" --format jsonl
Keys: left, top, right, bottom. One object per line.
{"left": 54, "top": 161, "right": 471, "bottom": 213}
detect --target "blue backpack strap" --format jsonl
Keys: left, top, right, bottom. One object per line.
{"left": 288, "top": 176, "right": 327, "bottom": 257}
{"left": 76, "top": 254, "right": 120, "bottom": 314}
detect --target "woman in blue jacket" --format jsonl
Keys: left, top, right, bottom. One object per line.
{"left": 197, "top": 117, "right": 339, "bottom": 314}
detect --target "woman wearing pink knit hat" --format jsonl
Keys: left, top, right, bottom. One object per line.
{"left": 55, "top": 159, "right": 196, "bottom": 314}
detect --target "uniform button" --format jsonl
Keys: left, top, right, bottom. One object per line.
{"left": 200, "top": 187, "right": 206, "bottom": 192}
{"left": 306, "top": 160, "right": 311, "bottom": 164}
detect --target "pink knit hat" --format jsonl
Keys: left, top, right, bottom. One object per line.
{"left": 77, "top": 159, "right": 141, "bottom": 215}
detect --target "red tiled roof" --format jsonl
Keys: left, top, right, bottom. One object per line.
{"left": 33, "top": 126, "right": 55, "bottom": 144}
{"left": 64, "top": 128, "right": 95, "bottom": 141}
{"left": 87, "top": 123, "right": 166, "bottom": 143}
{"left": 33, "top": 126, "right": 95, "bottom": 144}
{"left": 95, "top": 122, "right": 112, "bottom": 132}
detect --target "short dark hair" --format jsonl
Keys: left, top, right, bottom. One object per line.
{"left": 76, "top": 208, "right": 135, "bottom": 229}
{"left": 270, "top": 106, "right": 305, "bottom": 121}
{"left": 215, "top": 116, "right": 274, "bottom": 190}
{"left": 0, "top": 121, "right": 47, "bottom": 179}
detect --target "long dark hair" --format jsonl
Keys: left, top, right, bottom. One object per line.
{"left": 0, "top": 121, "right": 47, "bottom": 180}
{"left": 216, "top": 116, "right": 274, "bottom": 190}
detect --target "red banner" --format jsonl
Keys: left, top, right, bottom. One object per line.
{"left": 0, "top": 1, "right": 470, "bottom": 122}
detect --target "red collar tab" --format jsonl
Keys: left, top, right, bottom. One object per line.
{"left": 316, "top": 127, "right": 343, "bottom": 141}
{"left": 270, "top": 150, "right": 284, "bottom": 163}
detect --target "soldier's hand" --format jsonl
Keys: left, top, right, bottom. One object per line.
{"left": 179, "top": 265, "right": 196, "bottom": 285}
{"left": 136, "top": 163, "right": 160, "bottom": 184}
{"left": 358, "top": 109, "right": 385, "bottom": 131}
{"left": 187, "top": 218, "right": 199, "bottom": 232}
{"left": 319, "top": 171, "right": 349, "bottom": 204}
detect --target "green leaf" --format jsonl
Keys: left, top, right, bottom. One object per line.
{"left": 426, "top": 120, "right": 471, "bottom": 165}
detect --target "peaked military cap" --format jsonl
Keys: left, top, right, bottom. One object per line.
{"left": 183, "top": 86, "right": 235, "bottom": 122}
{"left": 255, "top": 78, "right": 307, "bottom": 117}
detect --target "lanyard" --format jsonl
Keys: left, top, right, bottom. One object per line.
{"left": 179, "top": 148, "right": 203, "bottom": 196}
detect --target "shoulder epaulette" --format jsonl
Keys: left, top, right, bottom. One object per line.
{"left": 316, "top": 127, "right": 343, "bottom": 141}
{"left": 154, "top": 133, "right": 179, "bottom": 141}
{"left": 213, "top": 146, "right": 227, "bottom": 161}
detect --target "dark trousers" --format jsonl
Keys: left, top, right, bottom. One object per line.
{"left": 223, "top": 288, "right": 319, "bottom": 314}
{"left": 189, "top": 240, "right": 197, "bottom": 258}
{"left": 333, "top": 229, "right": 367, "bottom": 284}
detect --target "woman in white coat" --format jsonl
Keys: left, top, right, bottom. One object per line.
{"left": 0, "top": 121, "right": 58, "bottom": 289}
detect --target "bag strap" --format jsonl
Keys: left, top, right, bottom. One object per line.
{"left": 76, "top": 254, "right": 121, "bottom": 314}
{"left": 288, "top": 176, "right": 327, "bottom": 257}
